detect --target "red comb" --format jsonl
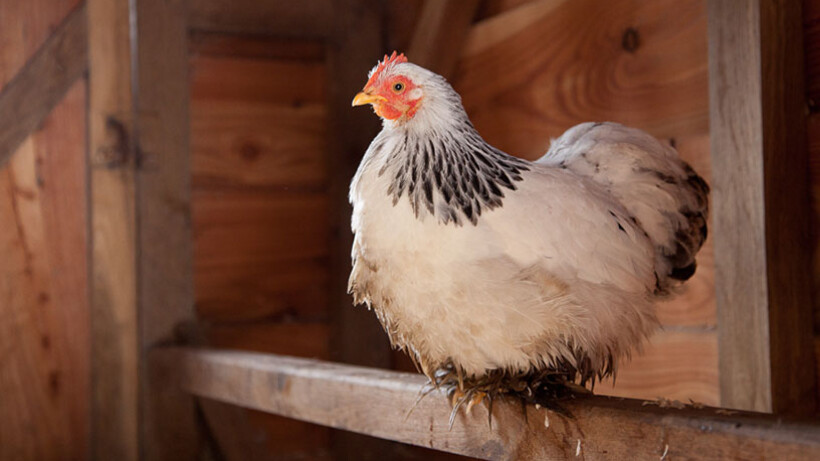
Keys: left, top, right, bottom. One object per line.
{"left": 366, "top": 51, "right": 408, "bottom": 88}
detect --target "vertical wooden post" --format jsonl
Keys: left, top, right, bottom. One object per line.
{"left": 327, "top": 0, "right": 394, "bottom": 458}
{"left": 88, "top": 0, "right": 199, "bottom": 459}
{"left": 87, "top": 1, "right": 140, "bottom": 458}
{"left": 135, "top": 0, "right": 200, "bottom": 459}
{"left": 708, "top": 0, "right": 816, "bottom": 414}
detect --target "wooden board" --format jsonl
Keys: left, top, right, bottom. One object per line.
{"left": 156, "top": 348, "right": 820, "bottom": 461}
{"left": 191, "top": 101, "right": 328, "bottom": 190}
{"left": 0, "top": 1, "right": 87, "bottom": 459}
{"left": 86, "top": 0, "right": 140, "bottom": 457}
{"left": 189, "top": 0, "right": 334, "bottom": 37}
{"left": 0, "top": 4, "right": 87, "bottom": 169}
{"left": 708, "top": 0, "right": 816, "bottom": 414}
{"left": 133, "top": 1, "right": 200, "bottom": 458}
{"left": 0, "top": 82, "right": 88, "bottom": 461}
{"left": 454, "top": 0, "right": 709, "bottom": 159}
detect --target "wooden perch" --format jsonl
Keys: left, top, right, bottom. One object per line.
{"left": 0, "top": 4, "right": 87, "bottom": 170}
{"left": 154, "top": 348, "right": 820, "bottom": 461}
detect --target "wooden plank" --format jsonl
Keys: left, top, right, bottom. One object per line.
{"left": 191, "top": 101, "right": 328, "bottom": 189}
{"left": 407, "top": 0, "right": 481, "bottom": 79}
{"left": 189, "top": 0, "right": 333, "bottom": 37}
{"left": 328, "top": 1, "right": 394, "bottom": 458}
{"left": 327, "top": 0, "right": 390, "bottom": 375}
{"left": 189, "top": 32, "right": 325, "bottom": 61}
{"left": 804, "top": 0, "right": 820, "bottom": 108}
{"left": 807, "top": 114, "right": 820, "bottom": 331}
{"left": 88, "top": 0, "right": 200, "bottom": 458}
{"left": 193, "top": 191, "right": 330, "bottom": 269}
{"left": 156, "top": 348, "right": 820, "bottom": 461}
{"left": 0, "top": 82, "right": 89, "bottom": 461}
{"left": 0, "top": 4, "right": 87, "bottom": 169}
{"left": 86, "top": 0, "right": 140, "bottom": 458}
{"left": 133, "top": 0, "right": 200, "bottom": 459}
{"left": 708, "top": 0, "right": 816, "bottom": 414}
{"left": 454, "top": 0, "right": 709, "bottom": 158}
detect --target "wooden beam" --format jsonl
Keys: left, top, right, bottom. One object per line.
{"left": 407, "top": 0, "right": 481, "bottom": 79}
{"left": 87, "top": 0, "right": 140, "bottom": 457}
{"left": 327, "top": 1, "right": 393, "bottom": 458}
{"left": 135, "top": 0, "right": 200, "bottom": 459}
{"left": 707, "top": 1, "right": 816, "bottom": 414}
{"left": 189, "top": 0, "right": 333, "bottom": 37}
{"left": 155, "top": 348, "right": 820, "bottom": 461}
{"left": 87, "top": 0, "right": 199, "bottom": 459}
{"left": 0, "top": 5, "right": 86, "bottom": 170}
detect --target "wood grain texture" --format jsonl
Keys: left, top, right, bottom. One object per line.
{"left": 157, "top": 348, "right": 820, "bottom": 461}
{"left": 600, "top": 330, "right": 719, "bottom": 405}
{"left": 0, "top": 82, "right": 89, "bottom": 461}
{"left": 191, "top": 100, "right": 328, "bottom": 190}
{"left": 87, "top": 0, "right": 140, "bottom": 458}
{"left": 407, "top": 0, "right": 481, "bottom": 79}
{"left": 0, "top": 2, "right": 87, "bottom": 458}
{"left": 708, "top": 0, "right": 816, "bottom": 414}
{"left": 454, "top": 0, "right": 709, "bottom": 159}
{"left": 0, "top": 4, "right": 87, "bottom": 169}
{"left": 189, "top": 0, "right": 333, "bottom": 37}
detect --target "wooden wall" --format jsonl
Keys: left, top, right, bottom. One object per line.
{"left": 189, "top": 34, "right": 334, "bottom": 459}
{"left": 2, "top": 0, "right": 819, "bottom": 459}
{"left": 0, "top": 2, "right": 89, "bottom": 460}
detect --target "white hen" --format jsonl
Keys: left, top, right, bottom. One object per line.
{"left": 349, "top": 53, "right": 708, "bottom": 395}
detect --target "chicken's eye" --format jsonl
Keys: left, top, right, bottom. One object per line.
{"left": 392, "top": 82, "right": 405, "bottom": 93}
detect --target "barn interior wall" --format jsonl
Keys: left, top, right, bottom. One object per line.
{"left": 3, "top": 0, "right": 820, "bottom": 459}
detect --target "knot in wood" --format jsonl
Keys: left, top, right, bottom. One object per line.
{"left": 622, "top": 27, "right": 640, "bottom": 53}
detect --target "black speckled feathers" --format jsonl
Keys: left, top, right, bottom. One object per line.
{"left": 377, "top": 124, "right": 529, "bottom": 226}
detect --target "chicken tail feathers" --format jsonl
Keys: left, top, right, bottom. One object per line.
{"left": 538, "top": 122, "right": 710, "bottom": 292}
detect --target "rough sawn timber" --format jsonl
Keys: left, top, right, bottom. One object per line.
{"left": 156, "top": 348, "right": 820, "bottom": 461}
{"left": 708, "top": 0, "right": 816, "bottom": 414}
{"left": 0, "top": 4, "right": 86, "bottom": 169}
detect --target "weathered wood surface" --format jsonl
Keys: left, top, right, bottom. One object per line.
{"left": 0, "top": 4, "right": 86, "bottom": 169}
{"left": 189, "top": 0, "right": 333, "bottom": 37}
{"left": 0, "top": 84, "right": 89, "bottom": 461}
{"left": 88, "top": 0, "right": 199, "bottom": 458}
{"left": 708, "top": 0, "right": 816, "bottom": 414}
{"left": 133, "top": 0, "right": 200, "bottom": 459}
{"left": 407, "top": 0, "right": 481, "bottom": 79}
{"left": 87, "top": 0, "right": 140, "bottom": 458}
{"left": 0, "top": 1, "right": 88, "bottom": 459}
{"left": 157, "top": 348, "right": 820, "bottom": 461}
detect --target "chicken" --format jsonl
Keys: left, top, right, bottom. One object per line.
{"left": 348, "top": 52, "right": 709, "bottom": 408}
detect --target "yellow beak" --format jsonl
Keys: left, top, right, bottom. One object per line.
{"left": 352, "top": 91, "right": 387, "bottom": 107}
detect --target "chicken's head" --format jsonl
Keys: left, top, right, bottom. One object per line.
{"left": 351, "top": 52, "right": 425, "bottom": 122}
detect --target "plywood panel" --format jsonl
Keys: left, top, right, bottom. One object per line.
{"left": 455, "top": 0, "right": 709, "bottom": 159}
